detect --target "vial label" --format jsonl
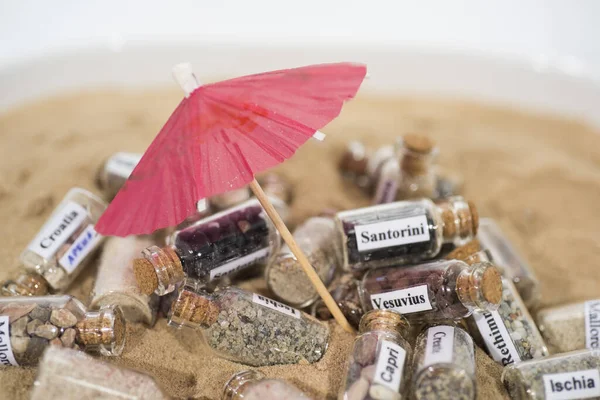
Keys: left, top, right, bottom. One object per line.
{"left": 585, "top": 300, "right": 600, "bottom": 349}
{"left": 27, "top": 201, "right": 88, "bottom": 259}
{"left": 370, "top": 285, "right": 433, "bottom": 314}
{"left": 374, "top": 178, "right": 399, "bottom": 205}
{"left": 373, "top": 339, "right": 406, "bottom": 393}
{"left": 373, "top": 159, "right": 400, "bottom": 204}
{"left": 354, "top": 215, "right": 430, "bottom": 252}
{"left": 58, "top": 225, "right": 102, "bottom": 274}
{"left": 423, "top": 325, "right": 455, "bottom": 367}
{"left": 105, "top": 152, "right": 141, "bottom": 179}
{"left": 543, "top": 369, "right": 600, "bottom": 400}
{"left": 0, "top": 316, "right": 18, "bottom": 366}
{"left": 473, "top": 310, "right": 521, "bottom": 366}
{"left": 209, "top": 248, "right": 270, "bottom": 280}
{"left": 252, "top": 293, "right": 301, "bottom": 319}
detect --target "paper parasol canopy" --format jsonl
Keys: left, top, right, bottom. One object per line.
{"left": 96, "top": 62, "right": 368, "bottom": 333}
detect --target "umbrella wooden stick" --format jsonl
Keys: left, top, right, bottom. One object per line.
{"left": 249, "top": 179, "right": 355, "bottom": 334}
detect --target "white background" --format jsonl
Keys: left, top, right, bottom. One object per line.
{"left": 0, "top": 0, "right": 599, "bottom": 78}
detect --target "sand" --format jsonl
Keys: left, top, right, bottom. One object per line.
{"left": 1, "top": 88, "right": 600, "bottom": 399}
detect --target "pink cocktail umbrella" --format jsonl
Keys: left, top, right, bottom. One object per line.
{"left": 96, "top": 62, "right": 367, "bottom": 332}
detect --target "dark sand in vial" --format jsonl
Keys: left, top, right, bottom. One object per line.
{"left": 1, "top": 88, "right": 600, "bottom": 399}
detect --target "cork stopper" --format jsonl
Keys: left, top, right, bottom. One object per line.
{"left": 134, "top": 246, "right": 185, "bottom": 296}
{"left": 464, "top": 250, "right": 493, "bottom": 265}
{"left": 259, "top": 173, "right": 293, "bottom": 203}
{"left": 76, "top": 306, "right": 126, "bottom": 356}
{"left": 170, "top": 289, "right": 220, "bottom": 328}
{"left": 133, "top": 258, "right": 158, "bottom": 295}
{"left": 359, "top": 309, "right": 409, "bottom": 336}
{"left": 210, "top": 187, "right": 251, "bottom": 210}
{"left": 399, "top": 134, "right": 437, "bottom": 177}
{"left": 445, "top": 240, "right": 482, "bottom": 261}
{"left": 456, "top": 262, "right": 503, "bottom": 311}
{"left": 456, "top": 201, "right": 479, "bottom": 237}
{"left": 339, "top": 141, "right": 368, "bottom": 176}
{"left": 403, "top": 134, "right": 435, "bottom": 154}
{"left": 441, "top": 208, "right": 457, "bottom": 239}
{"left": 113, "top": 311, "right": 126, "bottom": 347}
{"left": 468, "top": 201, "right": 479, "bottom": 235}
{"left": 480, "top": 266, "right": 503, "bottom": 305}
{"left": 438, "top": 197, "right": 479, "bottom": 241}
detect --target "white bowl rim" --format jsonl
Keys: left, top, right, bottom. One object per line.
{"left": 1, "top": 42, "right": 599, "bottom": 128}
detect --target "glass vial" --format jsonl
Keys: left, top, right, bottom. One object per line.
{"left": 168, "top": 283, "right": 329, "bottom": 366}
{"left": 313, "top": 274, "right": 364, "bottom": 329}
{"left": 209, "top": 174, "right": 292, "bottom": 222}
{"left": 335, "top": 196, "right": 479, "bottom": 272}
{"left": 502, "top": 349, "right": 600, "bottom": 400}
{"left": 339, "top": 310, "right": 412, "bottom": 400}
{"left": 411, "top": 323, "right": 476, "bottom": 400}
{"left": 90, "top": 236, "right": 159, "bottom": 325}
{"left": 257, "top": 173, "right": 293, "bottom": 224}
{"left": 372, "top": 157, "right": 400, "bottom": 205}
{"left": 365, "top": 145, "right": 395, "bottom": 189}
{"left": 476, "top": 218, "right": 541, "bottom": 307}
{"left": 259, "top": 173, "right": 294, "bottom": 204}
{"left": 445, "top": 238, "right": 540, "bottom": 309}
{"left": 358, "top": 260, "right": 502, "bottom": 323}
{"left": 210, "top": 187, "right": 252, "bottom": 210}
{"left": 223, "top": 370, "right": 311, "bottom": 400}
{"left": 1, "top": 271, "right": 49, "bottom": 296}
{"left": 0, "top": 295, "right": 125, "bottom": 366}
{"left": 95, "top": 152, "right": 142, "bottom": 200}
{"left": 394, "top": 134, "right": 438, "bottom": 201}
{"left": 467, "top": 278, "right": 548, "bottom": 367}
{"left": 32, "top": 346, "right": 168, "bottom": 400}
{"left": 367, "top": 145, "right": 398, "bottom": 204}
{"left": 266, "top": 216, "right": 341, "bottom": 308}
{"left": 435, "top": 169, "right": 464, "bottom": 200}
{"left": 133, "top": 198, "right": 281, "bottom": 296}
{"left": 20, "top": 188, "right": 107, "bottom": 291}
{"left": 339, "top": 141, "right": 371, "bottom": 188}
{"left": 537, "top": 299, "right": 600, "bottom": 354}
